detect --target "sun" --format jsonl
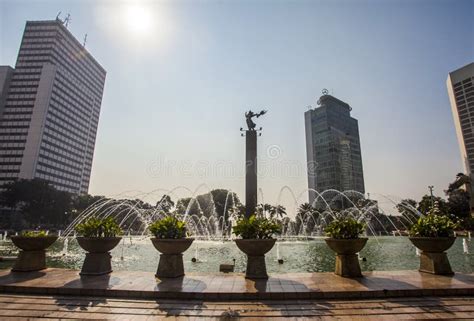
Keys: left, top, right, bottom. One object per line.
{"left": 122, "top": 4, "right": 154, "bottom": 34}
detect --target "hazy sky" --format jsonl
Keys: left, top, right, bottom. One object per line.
{"left": 1, "top": 0, "right": 473, "bottom": 210}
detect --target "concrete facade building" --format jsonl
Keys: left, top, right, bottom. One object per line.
{"left": 447, "top": 62, "right": 474, "bottom": 176}
{"left": 305, "top": 93, "right": 365, "bottom": 204}
{"left": 0, "top": 19, "right": 106, "bottom": 194}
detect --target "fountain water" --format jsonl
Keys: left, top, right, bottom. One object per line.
{"left": 463, "top": 238, "right": 469, "bottom": 254}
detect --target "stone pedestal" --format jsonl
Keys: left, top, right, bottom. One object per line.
{"left": 335, "top": 254, "right": 362, "bottom": 277}
{"left": 12, "top": 250, "right": 46, "bottom": 272}
{"left": 245, "top": 255, "right": 268, "bottom": 279}
{"left": 80, "top": 252, "right": 113, "bottom": 276}
{"left": 157, "top": 254, "right": 184, "bottom": 278}
{"left": 419, "top": 252, "right": 453, "bottom": 275}
{"left": 245, "top": 130, "right": 257, "bottom": 218}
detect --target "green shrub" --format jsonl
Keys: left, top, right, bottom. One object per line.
{"left": 149, "top": 216, "right": 188, "bottom": 239}
{"left": 409, "top": 215, "right": 457, "bottom": 237}
{"left": 75, "top": 217, "right": 122, "bottom": 237}
{"left": 324, "top": 217, "right": 365, "bottom": 239}
{"left": 21, "top": 230, "right": 49, "bottom": 237}
{"left": 232, "top": 215, "right": 281, "bottom": 239}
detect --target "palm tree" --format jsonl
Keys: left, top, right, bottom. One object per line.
{"left": 274, "top": 205, "right": 287, "bottom": 219}
{"left": 297, "top": 202, "right": 313, "bottom": 217}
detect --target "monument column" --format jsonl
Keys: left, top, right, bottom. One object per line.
{"left": 242, "top": 109, "right": 266, "bottom": 218}
{"left": 245, "top": 130, "right": 257, "bottom": 218}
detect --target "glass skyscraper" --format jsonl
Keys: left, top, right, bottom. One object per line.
{"left": 304, "top": 93, "right": 365, "bottom": 204}
{"left": 0, "top": 19, "right": 106, "bottom": 194}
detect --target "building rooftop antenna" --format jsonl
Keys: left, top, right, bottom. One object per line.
{"left": 64, "top": 13, "right": 71, "bottom": 28}
{"left": 55, "top": 11, "right": 62, "bottom": 22}
{"left": 83, "top": 34, "right": 88, "bottom": 47}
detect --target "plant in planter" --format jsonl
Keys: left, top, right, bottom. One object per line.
{"left": 11, "top": 230, "right": 58, "bottom": 272}
{"left": 233, "top": 215, "right": 281, "bottom": 279}
{"left": 409, "top": 205, "right": 457, "bottom": 275}
{"left": 75, "top": 217, "right": 122, "bottom": 275}
{"left": 149, "top": 216, "right": 194, "bottom": 278}
{"left": 324, "top": 217, "right": 367, "bottom": 277}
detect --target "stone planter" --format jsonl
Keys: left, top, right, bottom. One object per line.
{"left": 151, "top": 238, "right": 194, "bottom": 278}
{"left": 77, "top": 237, "right": 121, "bottom": 276}
{"left": 409, "top": 237, "right": 456, "bottom": 275}
{"left": 11, "top": 236, "right": 58, "bottom": 272}
{"left": 325, "top": 238, "right": 368, "bottom": 277}
{"left": 235, "top": 239, "right": 276, "bottom": 279}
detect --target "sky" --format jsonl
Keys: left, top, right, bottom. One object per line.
{"left": 1, "top": 0, "right": 473, "bottom": 211}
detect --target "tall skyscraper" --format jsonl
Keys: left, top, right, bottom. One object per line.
{"left": 447, "top": 62, "right": 474, "bottom": 176}
{"left": 305, "top": 92, "right": 365, "bottom": 204}
{"left": 0, "top": 19, "right": 106, "bottom": 194}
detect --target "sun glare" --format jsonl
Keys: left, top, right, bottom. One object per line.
{"left": 123, "top": 4, "right": 154, "bottom": 34}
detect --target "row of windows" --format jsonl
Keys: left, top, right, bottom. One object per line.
{"left": 2, "top": 107, "right": 33, "bottom": 114}
{"left": 0, "top": 121, "right": 31, "bottom": 129}
{"left": 1, "top": 114, "right": 32, "bottom": 121}
{"left": 3, "top": 101, "right": 34, "bottom": 108}
{"left": 11, "top": 73, "right": 41, "bottom": 81}
{"left": 50, "top": 87, "right": 95, "bottom": 126}
{"left": 8, "top": 80, "right": 40, "bottom": 87}
{"left": 0, "top": 165, "right": 21, "bottom": 171}
{"left": 6, "top": 93, "right": 36, "bottom": 100}
{"left": 0, "top": 171, "right": 20, "bottom": 177}
{"left": 0, "top": 127, "right": 29, "bottom": 135}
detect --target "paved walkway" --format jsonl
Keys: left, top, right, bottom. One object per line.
{"left": 0, "top": 293, "right": 473, "bottom": 319}
{"left": 0, "top": 268, "right": 473, "bottom": 300}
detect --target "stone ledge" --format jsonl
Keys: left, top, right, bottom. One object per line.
{"left": 0, "top": 268, "right": 472, "bottom": 301}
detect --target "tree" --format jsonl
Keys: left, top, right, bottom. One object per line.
{"left": 417, "top": 195, "right": 449, "bottom": 215}
{"left": 446, "top": 189, "right": 470, "bottom": 219}
{"left": 156, "top": 195, "right": 174, "bottom": 213}
{"left": 72, "top": 194, "right": 105, "bottom": 214}
{"left": 0, "top": 178, "right": 72, "bottom": 228}
{"left": 274, "top": 205, "right": 287, "bottom": 219}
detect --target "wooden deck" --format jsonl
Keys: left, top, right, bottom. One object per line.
{"left": 0, "top": 294, "right": 473, "bottom": 319}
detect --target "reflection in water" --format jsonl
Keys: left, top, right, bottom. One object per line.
{"left": 0, "top": 237, "right": 473, "bottom": 273}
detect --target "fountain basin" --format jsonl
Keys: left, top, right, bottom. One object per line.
{"left": 11, "top": 236, "right": 58, "bottom": 251}
{"left": 409, "top": 237, "right": 456, "bottom": 253}
{"left": 150, "top": 238, "right": 194, "bottom": 255}
{"left": 235, "top": 239, "right": 276, "bottom": 256}
{"left": 325, "top": 238, "right": 368, "bottom": 255}
{"left": 76, "top": 237, "right": 122, "bottom": 253}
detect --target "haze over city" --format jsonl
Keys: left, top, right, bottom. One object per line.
{"left": 1, "top": 0, "right": 473, "bottom": 205}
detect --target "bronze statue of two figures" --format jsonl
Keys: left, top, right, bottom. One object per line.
{"left": 245, "top": 110, "right": 267, "bottom": 131}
